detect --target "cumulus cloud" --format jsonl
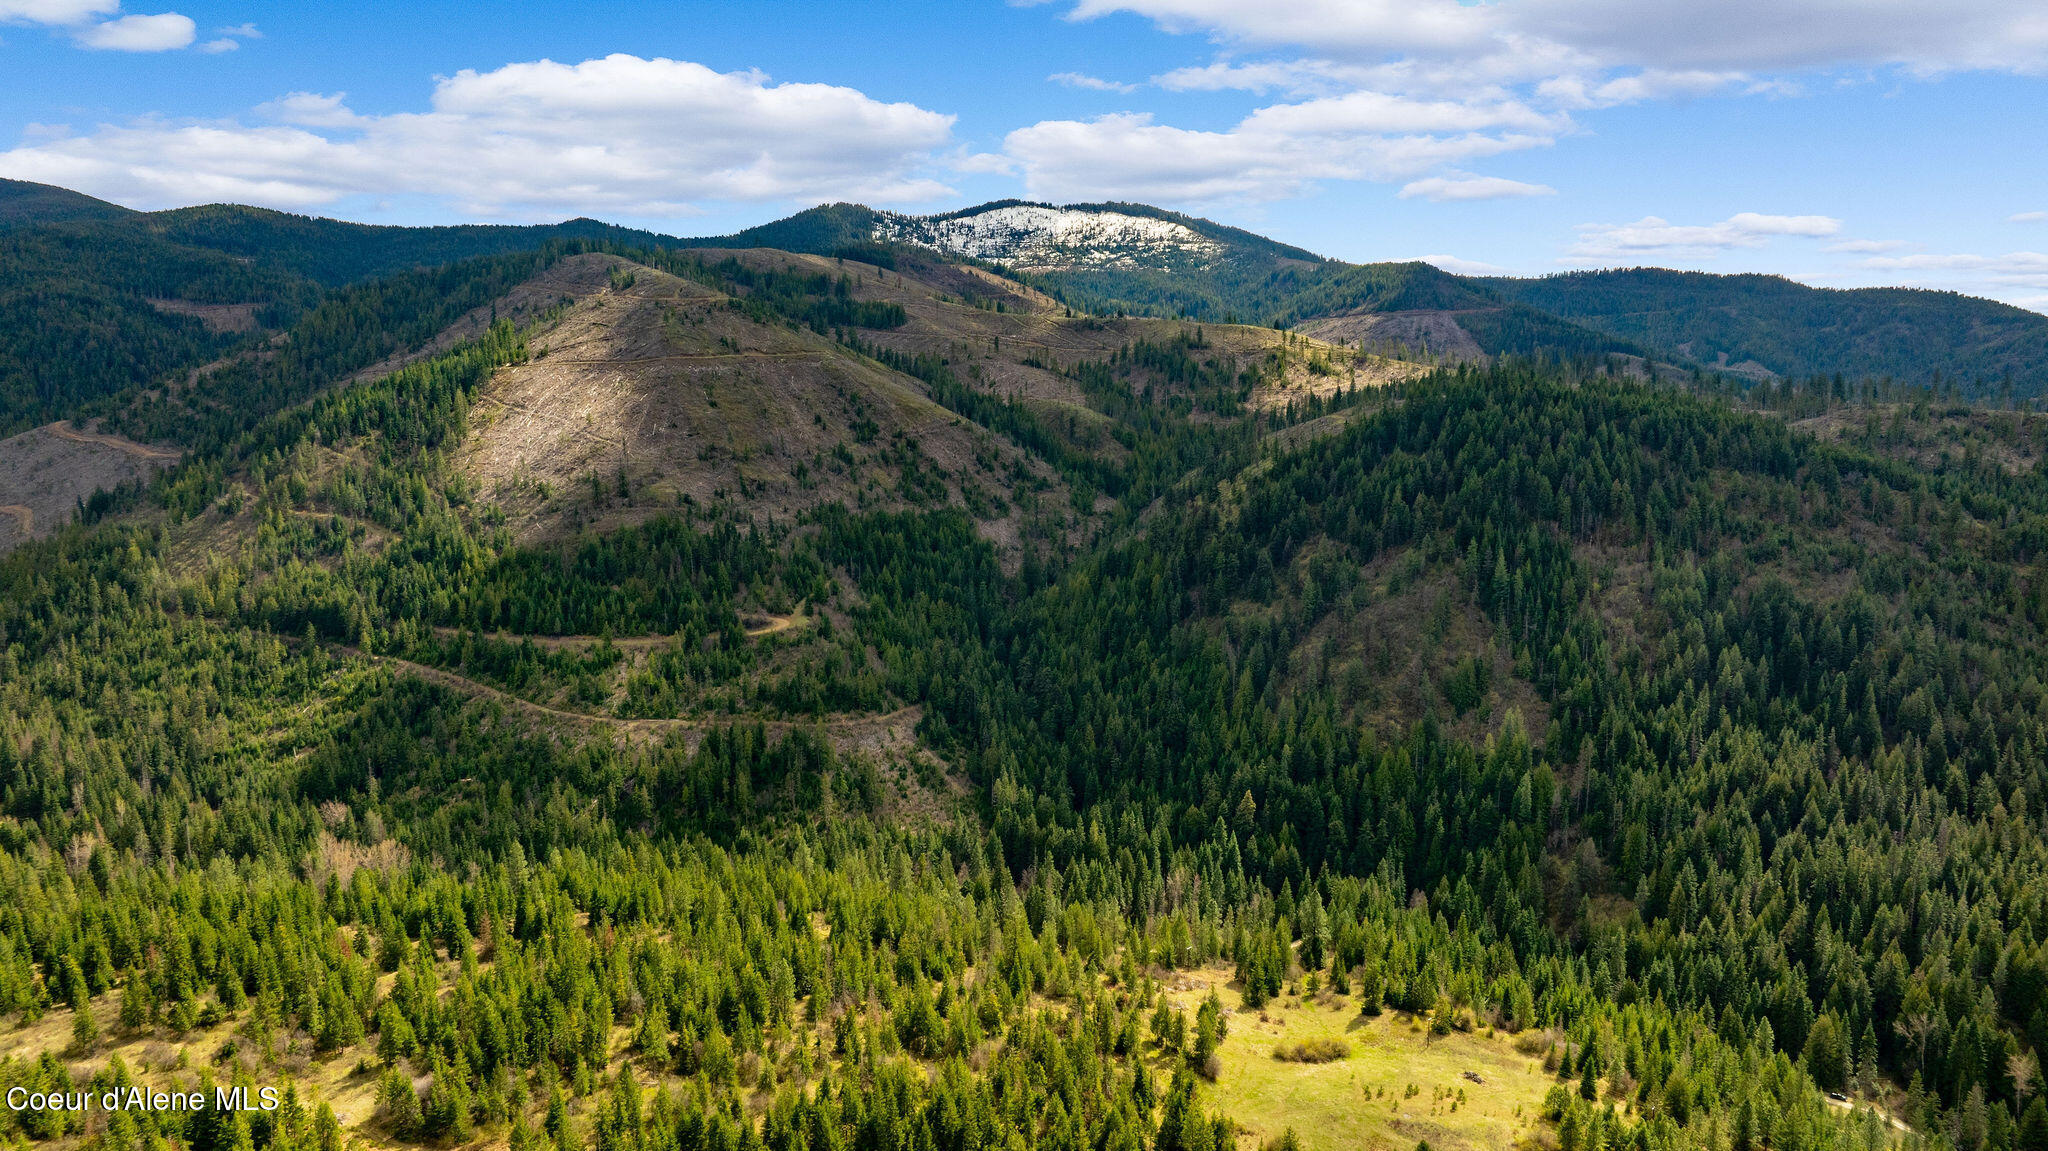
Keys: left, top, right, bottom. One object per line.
{"left": 1567, "top": 212, "right": 1841, "bottom": 260}
{"left": 1005, "top": 112, "right": 1548, "bottom": 202}
{"left": 0, "top": 54, "right": 958, "bottom": 219}
{"left": 1012, "top": 0, "right": 2048, "bottom": 207}
{"left": 0, "top": 1, "right": 206, "bottom": 53}
{"left": 0, "top": 0, "right": 111, "bottom": 19}
{"left": 74, "top": 11, "right": 192, "bottom": 50}
{"left": 1399, "top": 175, "right": 1555, "bottom": 201}
{"left": 1005, "top": 88, "right": 1559, "bottom": 201}
{"left": 1063, "top": 0, "right": 2048, "bottom": 75}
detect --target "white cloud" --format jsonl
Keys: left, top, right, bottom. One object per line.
{"left": 1399, "top": 175, "right": 1555, "bottom": 201}
{"left": 2011, "top": 211, "right": 2048, "bottom": 223}
{"left": 1153, "top": 60, "right": 1343, "bottom": 95}
{"left": 1020, "top": 1, "right": 2048, "bottom": 207}
{"left": 1824, "top": 238, "right": 1910, "bottom": 253}
{"left": 0, "top": 3, "right": 219, "bottom": 53}
{"left": 73, "top": 11, "right": 193, "bottom": 50}
{"left": 1567, "top": 212, "right": 1841, "bottom": 261}
{"left": 1415, "top": 253, "right": 1511, "bottom": 275}
{"left": 1856, "top": 250, "right": 2048, "bottom": 309}
{"left": 1005, "top": 109, "right": 1550, "bottom": 202}
{"left": 1063, "top": 1, "right": 2048, "bottom": 75}
{"left": 0, "top": 0, "right": 114, "bottom": 22}
{"left": 1005, "top": 87, "right": 1559, "bottom": 202}
{"left": 0, "top": 54, "right": 958, "bottom": 219}
{"left": 196, "top": 19, "right": 254, "bottom": 51}
{"left": 1048, "top": 71, "right": 1137, "bottom": 93}
{"left": 258, "top": 92, "right": 362, "bottom": 128}
{"left": 1539, "top": 69, "right": 1747, "bottom": 108}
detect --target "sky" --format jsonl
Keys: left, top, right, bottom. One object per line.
{"left": 2, "top": 0, "right": 2047, "bottom": 309}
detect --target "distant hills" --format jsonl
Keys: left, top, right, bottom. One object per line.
{"left": 5, "top": 179, "right": 2048, "bottom": 442}
{"left": 0, "top": 178, "right": 680, "bottom": 435}
{"left": 693, "top": 200, "right": 1640, "bottom": 362}
{"left": 1483, "top": 267, "right": 2048, "bottom": 391}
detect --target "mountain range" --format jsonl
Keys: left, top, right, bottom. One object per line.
{"left": 4, "top": 173, "right": 2048, "bottom": 1151}
{"left": 8, "top": 177, "right": 2048, "bottom": 447}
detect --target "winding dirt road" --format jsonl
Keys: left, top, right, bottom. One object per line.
{"left": 49, "top": 422, "right": 181, "bottom": 460}
{"left": 348, "top": 645, "right": 911, "bottom": 752}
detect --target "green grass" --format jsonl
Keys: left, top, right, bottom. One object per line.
{"left": 1162, "top": 969, "right": 1557, "bottom": 1151}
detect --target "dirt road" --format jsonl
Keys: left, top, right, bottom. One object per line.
{"left": 49, "top": 422, "right": 181, "bottom": 460}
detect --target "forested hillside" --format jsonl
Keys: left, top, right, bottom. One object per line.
{"left": 0, "top": 193, "right": 679, "bottom": 437}
{"left": 0, "top": 180, "right": 135, "bottom": 229}
{"left": 8, "top": 215, "right": 2048, "bottom": 1151}
{"left": 691, "top": 200, "right": 1642, "bottom": 364}
{"left": 1486, "top": 269, "right": 2048, "bottom": 395}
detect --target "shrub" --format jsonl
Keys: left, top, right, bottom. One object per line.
{"left": 1273, "top": 1038, "right": 1350, "bottom": 1063}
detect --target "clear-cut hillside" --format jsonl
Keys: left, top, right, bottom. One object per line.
{"left": 456, "top": 252, "right": 1066, "bottom": 551}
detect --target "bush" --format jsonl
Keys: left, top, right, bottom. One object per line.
{"left": 1273, "top": 1038, "right": 1351, "bottom": 1063}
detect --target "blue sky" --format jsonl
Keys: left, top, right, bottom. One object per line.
{"left": 3, "top": 0, "right": 2046, "bottom": 308}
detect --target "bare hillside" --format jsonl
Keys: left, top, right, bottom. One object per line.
{"left": 0, "top": 421, "right": 179, "bottom": 553}
{"left": 715, "top": 247, "right": 1429, "bottom": 414}
{"left": 460, "top": 254, "right": 1065, "bottom": 553}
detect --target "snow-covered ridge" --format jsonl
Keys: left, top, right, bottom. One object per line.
{"left": 875, "top": 205, "right": 1224, "bottom": 272}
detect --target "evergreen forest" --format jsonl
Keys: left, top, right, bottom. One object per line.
{"left": 3, "top": 209, "right": 2048, "bottom": 1151}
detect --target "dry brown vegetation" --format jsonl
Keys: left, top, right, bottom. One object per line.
{"left": 1792, "top": 401, "right": 2048, "bottom": 475}
{"left": 1273, "top": 1037, "right": 1351, "bottom": 1063}
{"left": 457, "top": 253, "right": 1065, "bottom": 559}
{"left": 145, "top": 297, "right": 261, "bottom": 334}
{"left": 1297, "top": 308, "right": 1487, "bottom": 363}
{"left": 0, "top": 420, "right": 180, "bottom": 553}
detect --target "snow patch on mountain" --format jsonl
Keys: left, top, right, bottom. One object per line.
{"left": 876, "top": 205, "right": 1224, "bottom": 271}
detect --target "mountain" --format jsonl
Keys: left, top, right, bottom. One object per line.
{"left": 1484, "top": 267, "right": 2048, "bottom": 392}
{"left": 5, "top": 187, "right": 2048, "bottom": 1151}
{"left": 0, "top": 200, "right": 687, "bottom": 437}
{"left": 708, "top": 201, "right": 2048, "bottom": 393}
{"left": 696, "top": 199, "right": 1643, "bottom": 364}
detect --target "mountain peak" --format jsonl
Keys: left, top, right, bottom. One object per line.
{"left": 875, "top": 202, "right": 1226, "bottom": 272}
{"left": 866, "top": 199, "right": 1329, "bottom": 276}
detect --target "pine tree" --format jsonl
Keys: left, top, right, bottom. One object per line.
{"left": 1299, "top": 888, "right": 1328, "bottom": 973}
{"left": 118, "top": 967, "right": 151, "bottom": 1030}
{"left": 2019, "top": 1096, "right": 2048, "bottom": 1151}
{"left": 377, "top": 1067, "right": 421, "bottom": 1137}
{"left": 69, "top": 1002, "right": 98, "bottom": 1053}
{"left": 1156, "top": 1067, "right": 1198, "bottom": 1151}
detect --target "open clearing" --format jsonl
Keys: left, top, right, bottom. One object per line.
{"left": 0, "top": 420, "right": 181, "bottom": 553}
{"left": 1159, "top": 967, "right": 1556, "bottom": 1151}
